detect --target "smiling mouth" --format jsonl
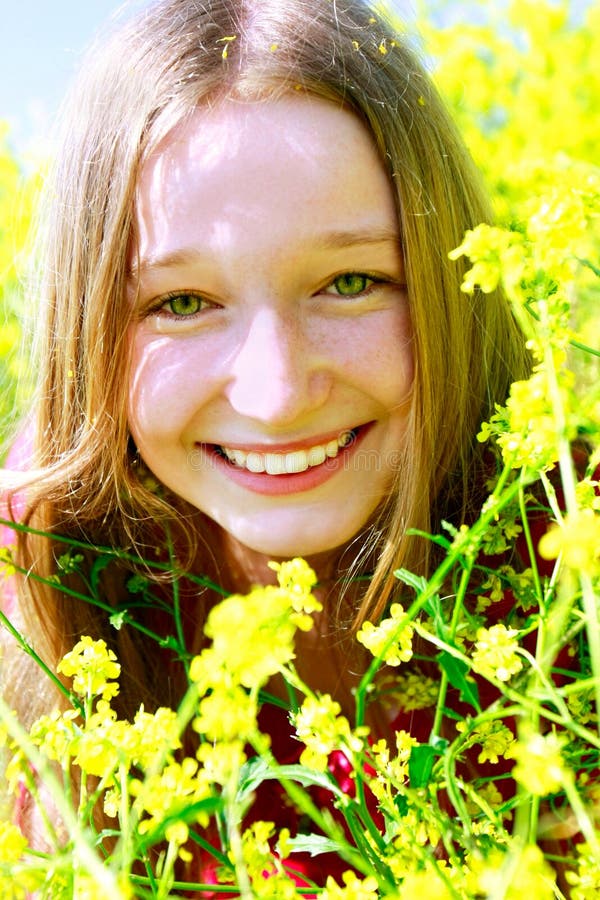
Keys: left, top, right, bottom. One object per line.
{"left": 213, "top": 428, "right": 360, "bottom": 475}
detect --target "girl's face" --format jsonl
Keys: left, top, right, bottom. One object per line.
{"left": 127, "top": 95, "right": 413, "bottom": 559}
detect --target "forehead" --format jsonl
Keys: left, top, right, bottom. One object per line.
{"left": 133, "top": 94, "right": 399, "bottom": 263}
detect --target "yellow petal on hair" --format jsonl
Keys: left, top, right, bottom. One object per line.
{"left": 217, "top": 35, "right": 237, "bottom": 60}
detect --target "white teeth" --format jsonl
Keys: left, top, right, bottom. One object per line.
{"left": 307, "top": 445, "right": 326, "bottom": 467}
{"left": 285, "top": 450, "right": 309, "bottom": 474}
{"left": 246, "top": 452, "right": 266, "bottom": 473}
{"left": 226, "top": 448, "right": 247, "bottom": 467}
{"left": 264, "top": 453, "right": 287, "bottom": 475}
{"left": 219, "top": 430, "right": 356, "bottom": 475}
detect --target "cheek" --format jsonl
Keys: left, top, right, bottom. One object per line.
{"left": 333, "top": 306, "right": 414, "bottom": 404}
{"left": 127, "top": 333, "right": 202, "bottom": 443}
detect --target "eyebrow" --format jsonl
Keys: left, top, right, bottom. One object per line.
{"left": 129, "top": 227, "right": 401, "bottom": 276}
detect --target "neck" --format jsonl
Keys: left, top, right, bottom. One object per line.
{"left": 210, "top": 525, "right": 350, "bottom": 595}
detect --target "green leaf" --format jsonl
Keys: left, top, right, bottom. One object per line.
{"left": 430, "top": 734, "right": 449, "bottom": 753}
{"left": 237, "top": 756, "right": 273, "bottom": 800}
{"left": 392, "top": 567, "right": 448, "bottom": 627}
{"left": 579, "top": 257, "right": 600, "bottom": 279}
{"left": 437, "top": 651, "right": 480, "bottom": 712}
{"left": 404, "top": 528, "right": 453, "bottom": 551}
{"left": 109, "top": 610, "right": 126, "bottom": 630}
{"left": 137, "top": 796, "right": 224, "bottom": 852}
{"left": 393, "top": 568, "right": 428, "bottom": 593}
{"left": 56, "top": 552, "right": 84, "bottom": 575}
{"left": 284, "top": 834, "right": 342, "bottom": 857}
{"left": 126, "top": 572, "right": 150, "bottom": 594}
{"left": 408, "top": 744, "right": 437, "bottom": 788}
{"left": 237, "top": 756, "right": 344, "bottom": 804}
{"left": 90, "top": 554, "right": 113, "bottom": 593}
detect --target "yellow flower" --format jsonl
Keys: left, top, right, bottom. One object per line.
{"left": 57, "top": 636, "right": 121, "bottom": 701}
{"left": 565, "top": 837, "right": 600, "bottom": 899}
{"left": 269, "top": 557, "right": 323, "bottom": 627}
{"left": 467, "top": 844, "right": 556, "bottom": 899}
{"left": 238, "top": 821, "right": 277, "bottom": 879}
{"left": 456, "top": 718, "right": 516, "bottom": 764}
{"left": 196, "top": 739, "right": 247, "bottom": 786}
{"left": 369, "top": 730, "right": 417, "bottom": 795}
{"left": 472, "top": 623, "right": 523, "bottom": 682}
{"left": 131, "top": 706, "right": 182, "bottom": 770}
{"left": 0, "top": 821, "right": 46, "bottom": 899}
{"left": 292, "top": 694, "right": 366, "bottom": 772}
{"left": 201, "top": 588, "right": 298, "bottom": 687}
{"left": 465, "top": 781, "right": 510, "bottom": 820}
{"left": 394, "top": 866, "right": 456, "bottom": 899}
{"left": 356, "top": 603, "right": 413, "bottom": 667}
{"left": 566, "top": 685, "right": 598, "bottom": 726}
{"left": 29, "top": 707, "right": 80, "bottom": 762}
{"left": 539, "top": 508, "right": 600, "bottom": 574}
{"left": 165, "top": 819, "right": 189, "bottom": 846}
{"left": 194, "top": 683, "right": 258, "bottom": 742}
{"left": 198, "top": 562, "right": 320, "bottom": 690}
{"left": 72, "top": 872, "right": 133, "bottom": 900}
{"left": 381, "top": 670, "right": 439, "bottom": 711}
{"left": 448, "top": 224, "right": 528, "bottom": 295}
{"left": 0, "top": 821, "right": 27, "bottom": 863}
{"left": 319, "top": 870, "right": 379, "bottom": 900}
{"left": 512, "top": 731, "right": 568, "bottom": 796}
{"left": 131, "top": 756, "right": 213, "bottom": 834}
{"left": 268, "top": 557, "right": 318, "bottom": 602}
{"left": 498, "top": 371, "right": 567, "bottom": 470}
{"left": 276, "top": 827, "right": 292, "bottom": 860}
{"left": 0, "top": 545, "right": 15, "bottom": 579}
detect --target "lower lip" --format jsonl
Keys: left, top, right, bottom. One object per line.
{"left": 199, "top": 426, "right": 371, "bottom": 496}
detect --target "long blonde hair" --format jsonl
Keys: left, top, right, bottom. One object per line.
{"left": 4, "top": 0, "right": 529, "bottom": 720}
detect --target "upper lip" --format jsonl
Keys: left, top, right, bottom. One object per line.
{"left": 202, "top": 424, "right": 368, "bottom": 454}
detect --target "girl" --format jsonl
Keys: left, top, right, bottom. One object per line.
{"left": 1, "top": 0, "right": 532, "bottom": 889}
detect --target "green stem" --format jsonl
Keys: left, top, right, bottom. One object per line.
{"left": 0, "top": 607, "right": 82, "bottom": 712}
{"left": 431, "top": 560, "right": 474, "bottom": 740}
{"left": 517, "top": 475, "right": 543, "bottom": 602}
{"left": 0, "top": 515, "right": 230, "bottom": 595}
{"left": 166, "top": 526, "right": 189, "bottom": 672}
{"left": 5, "top": 561, "right": 169, "bottom": 646}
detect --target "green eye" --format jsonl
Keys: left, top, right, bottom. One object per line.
{"left": 329, "top": 273, "right": 374, "bottom": 296}
{"left": 163, "top": 293, "right": 205, "bottom": 316}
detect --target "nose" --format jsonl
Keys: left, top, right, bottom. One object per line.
{"left": 225, "top": 307, "right": 331, "bottom": 425}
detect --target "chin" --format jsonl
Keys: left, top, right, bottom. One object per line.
{"left": 241, "top": 536, "right": 340, "bottom": 560}
{"left": 250, "top": 522, "right": 373, "bottom": 562}
{"left": 217, "top": 518, "right": 357, "bottom": 561}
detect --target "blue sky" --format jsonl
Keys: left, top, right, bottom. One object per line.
{"left": 0, "top": 2, "right": 142, "bottom": 154}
